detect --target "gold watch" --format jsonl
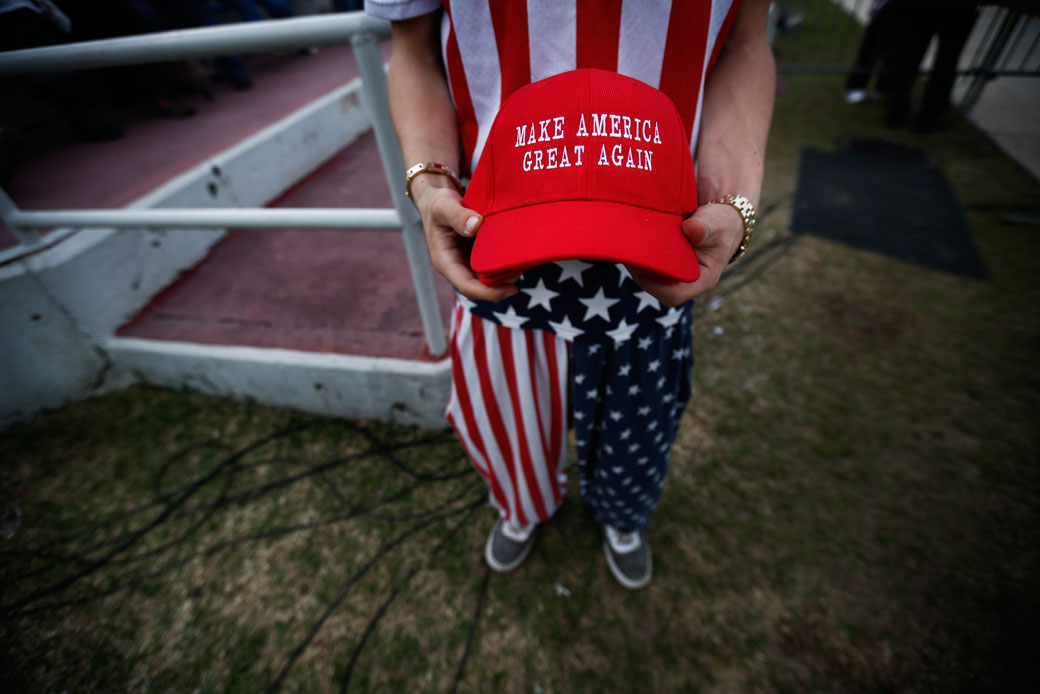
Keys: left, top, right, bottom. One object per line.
{"left": 708, "top": 194, "right": 757, "bottom": 263}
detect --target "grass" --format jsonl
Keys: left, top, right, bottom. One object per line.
{"left": 3, "top": 55, "right": 1040, "bottom": 694}
{"left": 772, "top": 0, "right": 867, "bottom": 70}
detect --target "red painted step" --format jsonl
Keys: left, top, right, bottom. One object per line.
{"left": 116, "top": 130, "right": 455, "bottom": 361}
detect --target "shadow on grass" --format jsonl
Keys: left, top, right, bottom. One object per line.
{"left": 0, "top": 408, "right": 493, "bottom": 692}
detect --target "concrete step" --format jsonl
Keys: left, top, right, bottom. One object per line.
{"left": 110, "top": 131, "right": 455, "bottom": 428}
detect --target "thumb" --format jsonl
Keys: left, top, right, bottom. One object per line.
{"left": 681, "top": 212, "right": 710, "bottom": 247}
{"left": 452, "top": 204, "right": 483, "bottom": 238}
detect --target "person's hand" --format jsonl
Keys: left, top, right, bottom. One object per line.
{"left": 410, "top": 175, "right": 518, "bottom": 302}
{"left": 627, "top": 202, "right": 745, "bottom": 307}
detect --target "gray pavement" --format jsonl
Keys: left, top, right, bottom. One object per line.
{"left": 961, "top": 75, "right": 1040, "bottom": 184}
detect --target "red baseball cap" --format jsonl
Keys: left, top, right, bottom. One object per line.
{"left": 465, "top": 68, "right": 700, "bottom": 286}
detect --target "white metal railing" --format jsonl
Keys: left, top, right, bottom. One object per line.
{"left": 0, "top": 12, "right": 447, "bottom": 357}
{"left": 2, "top": 201, "right": 402, "bottom": 233}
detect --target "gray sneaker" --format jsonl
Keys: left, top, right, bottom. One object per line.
{"left": 485, "top": 519, "right": 536, "bottom": 572}
{"left": 603, "top": 525, "right": 652, "bottom": 589}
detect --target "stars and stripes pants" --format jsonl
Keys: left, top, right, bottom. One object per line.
{"left": 446, "top": 300, "right": 694, "bottom": 533}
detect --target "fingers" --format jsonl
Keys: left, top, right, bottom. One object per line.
{"left": 412, "top": 184, "right": 513, "bottom": 300}
{"left": 442, "top": 263, "right": 519, "bottom": 302}
{"left": 685, "top": 203, "right": 744, "bottom": 259}
{"left": 633, "top": 268, "right": 724, "bottom": 306}
{"left": 631, "top": 213, "right": 734, "bottom": 303}
{"left": 677, "top": 266, "right": 724, "bottom": 301}
{"left": 681, "top": 213, "right": 710, "bottom": 247}
{"left": 624, "top": 266, "right": 698, "bottom": 305}
{"left": 423, "top": 186, "right": 483, "bottom": 238}
{"left": 433, "top": 244, "right": 517, "bottom": 301}
{"left": 651, "top": 203, "right": 745, "bottom": 301}
{"left": 424, "top": 216, "right": 517, "bottom": 302}
{"left": 628, "top": 267, "right": 695, "bottom": 307}
{"left": 432, "top": 195, "right": 481, "bottom": 238}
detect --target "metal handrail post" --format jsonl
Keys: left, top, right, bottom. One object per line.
{"left": 0, "top": 188, "right": 41, "bottom": 247}
{"left": 960, "top": 8, "right": 1022, "bottom": 113}
{"left": 350, "top": 32, "right": 447, "bottom": 358}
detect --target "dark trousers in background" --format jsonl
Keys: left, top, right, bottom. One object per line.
{"left": 845, "top": 1, "right": 899, "bottom": 93}
{"left": 882, "top": 0, "right": 979, "bottom": 128}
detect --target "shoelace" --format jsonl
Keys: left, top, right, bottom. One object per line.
{"left": 607, "top": 526, "right": 640, "bottom": 553}
{"left": 501, "top": 522, "right": 533, "bottom": 542}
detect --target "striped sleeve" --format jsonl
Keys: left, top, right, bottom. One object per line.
{"left": 363, "top": 0, "right": 440, "bottom": 20}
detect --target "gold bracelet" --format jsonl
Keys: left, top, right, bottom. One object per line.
{"left": 405, "top": 162, "right": 462, "bottom": 200}
{"left": 707, "top": 194, "right": 757, "bottom": 263}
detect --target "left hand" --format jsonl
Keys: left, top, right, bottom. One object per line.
{"left": 627, "top": 202, "right": 745, "bottom": 307}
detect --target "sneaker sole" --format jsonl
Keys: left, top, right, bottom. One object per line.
{"left": 484, "top": 520, "right": 534, "bottom": 573}
{"left": 602, "top": 537, "right": 652, "bottom": 590}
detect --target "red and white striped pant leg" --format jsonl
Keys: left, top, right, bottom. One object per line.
{"left": 446, "top": 300, "right": 570, "bottom": 529}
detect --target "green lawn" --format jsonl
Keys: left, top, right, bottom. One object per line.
{"left": 2, "top": 69, "right": 1039, "bottom": 694}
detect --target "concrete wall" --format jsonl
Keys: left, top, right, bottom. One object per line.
{"left": 0, "top": 259, "right": 110, "bottom": 423}
{"left": 108, "top": 339, "right": 451, "bottom": 430}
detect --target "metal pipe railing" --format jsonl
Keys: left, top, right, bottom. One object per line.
{"left": 7, "top": 207, "right": 402, "bottom": 231}
{"left": 960, "top": 8, "right": 1025, "bottom": 112}
{"left": 350, "top": 31, "right": 447, "bottom": 357}
{"left": 0, "top": 12, "right": 389, "bottom": 75}
{"left": 0, "top": 12, "right": 449, "bottom": 357}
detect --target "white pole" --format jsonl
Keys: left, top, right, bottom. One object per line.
{"left": 0, "top": 13, "right": 390, "bottom": 75}
{"left": 8, "top": 207, "right": 402, "bottom": 231}
{"left": 351, "top": 32, "right": 448, "bottom": 358}
{"left": 0, "top": 187, "right": 41, "bottom": 246}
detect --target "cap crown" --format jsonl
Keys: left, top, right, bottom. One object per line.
{"left": 464, "top": 69, "right": 697, "bottom": 216}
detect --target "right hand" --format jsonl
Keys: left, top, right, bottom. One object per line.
{"left": 410, "top": 174, "right": 518, "bottom": 302}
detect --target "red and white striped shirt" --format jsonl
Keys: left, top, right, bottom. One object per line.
{"left": 367, "top": 0, "right": 741, "bottom": 175}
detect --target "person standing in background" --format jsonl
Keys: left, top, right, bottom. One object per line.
{"left": 844, "top": 0, "right": 897, "bottom": 104}
{"left": 881, "top": 0, "right": 979, "bottom": 130}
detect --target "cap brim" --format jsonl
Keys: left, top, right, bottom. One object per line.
{"left": 470, "top": 200, "right": 700, "bottom": 286}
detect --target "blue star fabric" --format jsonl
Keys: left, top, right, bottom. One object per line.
{"left": 571, "top": 306, "right": 693, "bottom": 532}
{"left": 462, "top": 260, "right": 691, "bottom": 341}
